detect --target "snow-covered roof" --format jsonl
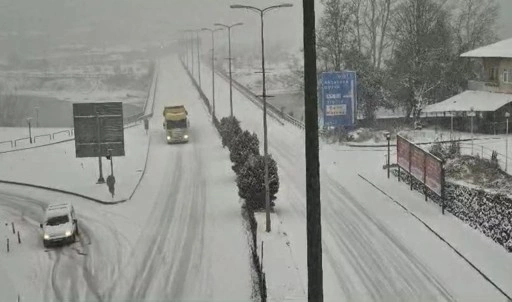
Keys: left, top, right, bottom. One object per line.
{"left": 460, "top": 38, "right": 512, "bottom": 58}
{"left": 422, "top": 90, "right": 512, "bottom": 113}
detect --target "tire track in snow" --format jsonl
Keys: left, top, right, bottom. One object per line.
{"left": 323, "top": 175, "right": 454, "bottom": 301}
{"left": 125, "top": 151, "right": 184, "bottom": 299}
{"left": 165, "top": 127, "right": 209, "bottom": 299}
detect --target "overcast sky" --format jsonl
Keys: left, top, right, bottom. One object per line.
{"left": 0, "top": 0, "right": 510, "bottom": 59}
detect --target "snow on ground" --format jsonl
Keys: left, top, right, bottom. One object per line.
{"left": 0, "top": 127, "right": 74, "bottom": 151}
{"left": 0, "top": 56, "right": 253, "bottom": 301}
{"left": 342, "top": 145, "right": 512, "bottom": 297}
{"left": 0, "top": 123, "right": 148, "bottom": 202}
{"left": 195, "top": 62, "right": 512, "bottom": 301}
{"left": 254, "top": 212, "right": 307, "bottom": 301}
{"left": 17, "top": 89, "right": 147, "bottom": 105}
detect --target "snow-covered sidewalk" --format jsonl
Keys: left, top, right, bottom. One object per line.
{"left": 0, "top": 123, "right": 149, "bottom": 203}
{"left": 327, "top": 143, "right": 512, "bottom": 298}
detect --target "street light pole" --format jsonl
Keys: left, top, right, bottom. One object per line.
{"left": 201, "top": 28, "right": 223, "bottom": 120}
{"left": 231, "top": 3, "right": 293, "bottom": 233}
{"left": 190, "top": 32, "right": 195, "bottom": 78}
{"left": 26, "top": 118, "right": 32, "bottom": 144}
{"left": 469, "top": 107, "right": 475, "bottom": 155}
{"left": 215, "top": 22, "right": 244, "bottom": 117}
{"left": 506, "top": 112, "right": 510, "bottom": 172}
{"left": 385, "top": 132, "right": 391, "bottom": 178}
{"left": 196, "top": 31, "right": 201, "bottom": 88}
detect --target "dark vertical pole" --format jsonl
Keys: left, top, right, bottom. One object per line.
{"left": 197, "top": 32, "right": 201, "bottom": 88}
{"left": 441, "top": 162, "right": 446, "bottom": 214}
{"left": 191, "top": 33, "right": 195, "bottom": 78}
{"left": 423, "top": 154, "right": 427, "bottom": 201}
{"left": 304, "top": 0, "right": 323, "bottom": 300}
{"left": 28, "top": 119, "right": 32, "bottom": 144}
{"left": 211, "top": 31, "right": 216, "bottom": 120}
{"left": 261, "top": 11, "right": 271, "bottom": 233}
{"left": 228, "top": 26, "right": 234, "bottom": 117}
{"left": 183, "top": 33, "right": 190, "bottom": 69}
{"left": 409, "top": 146, "right": 413, "bottom": 190}
{"left": 387, "top": 137, "right": 390, "bottom": 178}
{"left": 96, "top": 111, "right": 105, "bottom": 184}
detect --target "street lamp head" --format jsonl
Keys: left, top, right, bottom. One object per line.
{"left": 506, "top": 112, "right": 510, "bottom": 118}
{"left": 230, "top": 4, "right": 247, "bottom": 9}
{"left": 276, "top": 3, "right": 293, "bottom": 8}
{"left": 384, "top": 131, "right": 391, "bottom": 139}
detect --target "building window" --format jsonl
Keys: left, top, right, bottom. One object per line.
{"left": 504, "top": 69, "right": 511, "bottom": 83}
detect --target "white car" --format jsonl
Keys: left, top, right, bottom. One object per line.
{"left": 40, "top": 203, "right": 79, "bottom": 248}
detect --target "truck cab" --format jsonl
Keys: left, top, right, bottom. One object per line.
{"left": 163, "top": 105, "right": 189, "bottom": 143}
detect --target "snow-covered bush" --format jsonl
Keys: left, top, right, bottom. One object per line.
{"left": 230, "top": 130, "right": 259, "bottom": 174}
{"left": 219, "top": 116, "right": 242, "bottom": 150}
{"left": 237, "top": 154, "right": 280, "bottom": 211}
{"left": 392, "top": 169, "right": 512, "bottom": 252}
{"left": 429, "top": 138, "right": 460, "bottom": 161}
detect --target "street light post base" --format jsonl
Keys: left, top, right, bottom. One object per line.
{"left": 97, "top": 177, "right": 105, "bottom": 184}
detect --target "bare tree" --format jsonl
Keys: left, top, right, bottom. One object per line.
{"left": 317, "top": 0, "right": 354, "bottom": 70}
{"left": 451, "top": 0, "right": 499, "bottom": 53}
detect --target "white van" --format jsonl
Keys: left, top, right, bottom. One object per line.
{"left": 40, "top": 203, "right": 79, "bottom": 248}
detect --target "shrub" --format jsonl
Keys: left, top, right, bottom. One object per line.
{"left": 429, "top": 138, "right": 460, "bottom": 161}
{"left": 237, "top": 154, "right": 280, "bottom": 210}
{"left": 230, "top": 130, "right": 259, "bottom": 174}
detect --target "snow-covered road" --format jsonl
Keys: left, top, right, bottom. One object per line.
{"left": 0, "top": 56, "right": 253, "bottom": 301}
{"left": 195, "top": 58, "right": 510, "bottom": 301}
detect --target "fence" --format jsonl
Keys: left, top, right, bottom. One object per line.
{"left": 0, "top": 61, "right": 159, "bottom": 151}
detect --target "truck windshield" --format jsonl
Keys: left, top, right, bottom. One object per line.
{"left": 167, "top": 119, "right": 187, "bottom": 129}
{"left": 46, "top": 215, "right": 70, "bottom": 226}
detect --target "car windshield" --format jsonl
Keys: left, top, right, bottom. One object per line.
{"left": 46, "top": 215, "right": 69, "bottom": 226}
{"left": 167, "top": 119, "right": 187, "bottom": 129}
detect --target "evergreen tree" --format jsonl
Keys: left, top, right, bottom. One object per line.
{"left": 237, "top": 154, "right": 280, "bottom": 210}
{"left": 229, "top": 130, "right": 259, "bottom": 174}
{"left": 219, "top": 116, "right": 242, "bottom": 149}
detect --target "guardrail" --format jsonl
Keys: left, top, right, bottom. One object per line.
{"left": 0, "top": 140, "right": 13, "bottom": 148}
{"left": 215, "top": 68, "right": 305, "bottom": 129}
{"left": 0, "top": 60, "right": 159, "bottom": 152}
{"left": 34, "top": 134, "right": 51, "bottom": 143}
{"left": 51, "top": 129, "right": 72, "bottom": 140}
{"left": 14, "top": 138, "right": 30, "bottom": 147}
{"left": 214, "top": 69, "right": 285, "bottom": 126}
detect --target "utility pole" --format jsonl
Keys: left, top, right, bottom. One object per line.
{"left": 201, "top": 27, "right": 223, "bottom": 120}
{"left": 26, "top": 118, "right": 32, "bottom": 144}
{"left": 303, "top": 0, "right": 323, "bottom": 300}
{"left": 190, "top": 32, "right": 195, "bottom": 78}
{"left": 506, "top": 112, "right": 510, "bottom": 172}
{"left": 96, "top": 110, "right": 105, "bottom": 184}
{"left": 231, "top": 3, "right": 293, "bottom": 233}
{"left": 215, "top": 22, "right": 244, "bottom": 117}
{"left": 196, "top": 31, "right": 201, "bottom": 88}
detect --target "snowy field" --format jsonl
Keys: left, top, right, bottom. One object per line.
{"left": 195, "top": 60, "right": 512, "bottom": 301}
{"left": 0, "top": 56, "right": 253, "bottom": 301}
{"left": 0, "top": 123, "right": 148, "bottom": 202}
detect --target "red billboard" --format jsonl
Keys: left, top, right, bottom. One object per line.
{"left": 425, "top": 155, "right": 442, "bottom": 196}
{"left": 397, "top": 135, "right": 410, "bottom": 171}
{"left": 410, "top": 145, "right": 425, "bottom": 181}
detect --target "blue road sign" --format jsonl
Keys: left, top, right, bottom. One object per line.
{"left": 320, "top": 71, "right": 357, "bottom": 128}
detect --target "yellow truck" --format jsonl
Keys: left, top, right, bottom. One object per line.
{"left": 163, "top": 105, "right": 189, "bottom": 143}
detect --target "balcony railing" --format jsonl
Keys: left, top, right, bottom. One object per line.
{"left": 467, "top": 80, "right": 503, "bottom": 92}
